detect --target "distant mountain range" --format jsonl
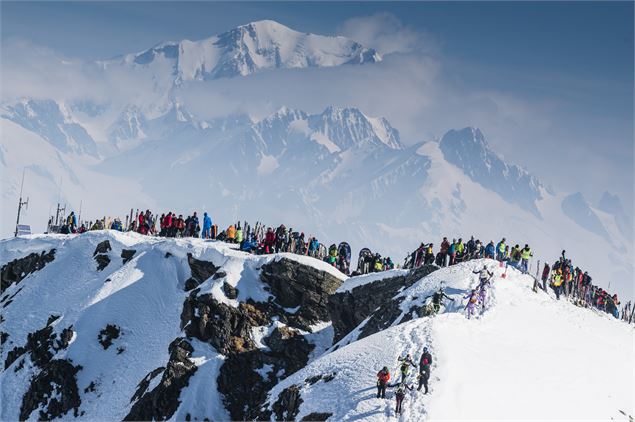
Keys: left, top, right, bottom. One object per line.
{"left": 0, "top": 20, "right": 632, "bottom": 298}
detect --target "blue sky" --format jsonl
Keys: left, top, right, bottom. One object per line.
{"left": 2, "top": 1, "right": 633, "bottom": 213}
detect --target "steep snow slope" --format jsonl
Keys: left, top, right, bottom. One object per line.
{"left": 262, "top": 260, "right": 634, "bottom": 421}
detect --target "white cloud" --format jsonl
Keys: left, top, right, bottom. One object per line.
{"left": 338, "top": 12, "right": 437, "bottom": 55}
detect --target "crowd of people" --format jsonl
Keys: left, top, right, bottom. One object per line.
{"left": 536, "top": 250, "right": 632, "bottom": 322}
{"left": 404, "top": 236, "right": 533, "bottom": 273}
{"left": 376, "top": 348, "right": 434, "bottom": 415}
{"left": 49, "top": 208, "right": 632, "bottom": 323}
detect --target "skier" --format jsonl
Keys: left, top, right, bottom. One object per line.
{"left": 66, "top": 211, "right": 77, "bottom": 233}
{"left": 552, "top": 270, "right": 564, "bottom": 300}
{"left": 473, "top": 265, "right": 493, "bottom": 284}
{"left": 235, "top": 223, "right": 243, "bottom": 245}
{"left": 395, "top": 382, "right": 413, "bottom": 414}
{"left": 448, "top": 239, "right": 457, "bottom": 266}
{"left": 202, "top": 212, "right": 212, "bottom": 239}
{"left": 376, "top": 367, "right": 390, "bottom": 399}
{"left": 430, "top": 287, "right": 454, "bottom": 314}
{"left": 520, "top": 244, "right": 532, "bottom": 273}
{"left": 510, "top": 245, "right": 522, "bottom": 267}
{"left": 398, "top": 353, "right": 417, "bottom": 382}
{"left": 464, "top": 289, "right": 479, "bottom": 319}
{"left": 417, "top": 347, "right": 433, "bottom": 393}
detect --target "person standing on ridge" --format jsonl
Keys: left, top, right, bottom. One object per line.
{"left": 440, "top": 237, "right": 450, "bottom": 267}
{"left": 496, "top": 238, "right": 506, "bottom": 261}
{"left": 202, "top": 212, "right": 212, "bottom": 239}
{"left": 520, "top": 244, "right": 533, "bottom": 273}
{"left": 418, "top": 347, "right": 433, "bottom": 393}
{"left": 376, "top": 366, "right": 390, "bottom": 399}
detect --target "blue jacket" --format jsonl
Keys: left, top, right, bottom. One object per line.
{"left": 203, "top": 214, "right": 212, "bottom": 230}
{"left": 485, "top": 243, "right": 496, "bottom": 256}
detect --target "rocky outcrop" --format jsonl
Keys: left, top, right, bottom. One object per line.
{"left": 271, "top": 385, "right": 303, "bottom": 421}
{"left": 301, "top": 412, "right": 333, "bottom": 421}
{"left": 124, "top": 338, "right": 197, "bottom": 421}
{"left": 93, "top": 241, "right": 111, "bottom": 271}
{"left": 121, "top": 249, "right": 136, "bottom": 265}
{"left": 184, "top": 253, "right": 219, "bottom": 291}
{"left": 5, "top": 316, "right": 82, "bottom": 420}
{"left": 1, "top": 249, "right": 56, "bottom": 293}
{"left": 179, "top": 258, "right": 343, "bottom": 421}
{"left": 328, "top": 265, "right": 439, "bottom": 342}
{"left": 97, "top": 324, "right": 121, "bottom": 350}
{"left": 260, "top": 258, "right": 344, "bottom": 329}
{"left": 20, "top": 359, "right": 83, "bottom": 420}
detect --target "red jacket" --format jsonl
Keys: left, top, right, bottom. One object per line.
{"left": 440, "top": 240, "right": 450, "bottom": 253}
{"left": 265, "top": 231, "right": 276, "bottom": 246}
{"left": 377, "top": 370, "right": 390, "bottom": 385}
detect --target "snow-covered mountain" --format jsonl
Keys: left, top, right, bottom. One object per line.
{"left": 0, "top": 19, "right": 632, "bottom": 299}
{"left": 1, "top": 232, "right": 632, "bottom": 421}
{"left": 102, "top": 20, "right": 381, "bottom": 83}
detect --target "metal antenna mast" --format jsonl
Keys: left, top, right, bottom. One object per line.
{"left": 14, "top": 168, "right": 29, "bottom": 237}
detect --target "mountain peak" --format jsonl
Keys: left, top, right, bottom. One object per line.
{"left": 110, "top": 20, "right": 380, "bottom": 82}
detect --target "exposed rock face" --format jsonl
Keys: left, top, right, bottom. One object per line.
{"left": 184, "top": 253, "right": 219, "bottom": 291}
{"left": 121, "top": 249, "right": 136, "bottom": 265}
{"left": 260, "top": 258, "right": 344, "bottom": 329}
{"left": 271, "top": 385, "right": 303, "bottom": 421}
{"left": 97, "top": 324, "right": 121, "bottom": 350}
{"left": 124, "top": 338, "right": 197, "bottom": 421}
{"left": 1, "top": 249, "right": 56, "bottom": 293}
{"left": 328, "top": 265, "right": 439, "bottom": 342}
{"left": 20, "top": 359, "right": 83, "bottom": 420}
{"left": 178, "top": 259, "right": 343, "bottom": 421}
{"left": 301, "top": 412, "right": 333, "bottom": 421}
{"left": 4, "top": 316, "right": 82, "bottom": 420}
{"left": 93, "top": 240, "right": 111, "bottom": 271}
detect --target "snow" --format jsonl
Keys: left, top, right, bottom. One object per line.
{"left": 336, "top": 269, "right": 410, "bottom": 293}
{"left": 263, "top": 260, "right": 634, "bottom": 421}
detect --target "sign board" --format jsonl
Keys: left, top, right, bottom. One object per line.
{"left": 16, "top": 224, "right": 31, "bottom": 236}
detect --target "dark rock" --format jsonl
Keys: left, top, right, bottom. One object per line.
{"left": 19, "top": 359, "right": 83, "bottom": 420}
{"left": 328, "top": 265, "right": 439, "bottom": 342}
{"left": 121, "top": 249, "right": 136, "bottom": 265}
{"left": 1, "top": 249, "right": 56, "bottom": 293}
{"left": 129, "top": 367, "right": 164, "bottom": 403}
{"left": 260, "top": 258, "right": 344, "bottom": 330}
{"left": 84, "top": 381, "right": 97, "bottom": 394}
{"left": 1, "top": 331, "right": 8, "bottom": 345}
{"left": 305, "top": 372, "right": 336, "bottom": 385}
{"left": 93, "top": 240, "right": 112, "bottom": 271}
{"left": 184, "top": 253, "right": 219, "bottom": 291}
{"left": 2, "top": 287, "right": 23, "bottom": 308}
{"left": 4, "top": 317, "right": 73, "bottom": 370}
{"left": 97, "top": 324, "right": 120, "bottom": 350}
{"left": 116, "top": 346, "right": 125, "bottom": 354}
{"left": 271, "top": 385, "right": 303, "bottom": 421}
{"left": 93, "top": 240, "right": 112, "bottom": 256}
{"left": 301, "top": 412, "right": 333, "bottom": 421}
{"left": 165, "top": 252, "right": 172, "bottom": 258}
{"left": 124, "top": 338, "right": 197, "bottom": 421}
{"left": 213, "top": 271, "right": 227, "bottom": 280}
{"left": 223, "top": 282, "right": 238, "bottom": 299}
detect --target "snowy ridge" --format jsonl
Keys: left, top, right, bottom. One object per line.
{"left": 262, "top": 260, "right": 634, "bottom": 421}
{"left": 1, "top": 233, "right": 632, "bottom": 420}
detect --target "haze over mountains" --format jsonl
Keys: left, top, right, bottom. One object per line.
{"left": 0, "top": 20, "right": 632, "bottom": 298}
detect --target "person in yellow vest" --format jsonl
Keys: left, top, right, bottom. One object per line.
{"left": 235, "top": 223, "right": 243, "bottom": 245}
{"left": 552, "top": 270, "right": 563, "bottom": 300}
{"left": 520, "top": 244, "right": 532, "bottom": 273}
{"left": 227, "top": 225, "right": 236, "bottom": 243}
{"left": 456, "top": 238, "right": 465, "bottom": 262}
